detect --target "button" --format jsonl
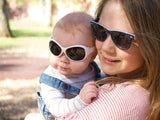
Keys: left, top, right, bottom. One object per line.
{"left": 63, "top": 84, "right": 68, "bottom": 90}
{"left": 49, "top": 116, "right": 55, "bottom": 120}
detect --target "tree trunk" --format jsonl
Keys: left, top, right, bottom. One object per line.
{"left": 43, "top": 0, "right": 52, "bottom": 26}
{"left": 0, "top": 0, "right": 12, "bottom": 37}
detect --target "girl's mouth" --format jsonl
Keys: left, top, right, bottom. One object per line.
{"left": 102, "top": 56, "right": 120, "bottom": 64}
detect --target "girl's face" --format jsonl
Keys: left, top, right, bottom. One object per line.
{"left": 96, "top": 1, "right": 144, "bottom": 78}
{"left": 49, "top": 27, "right": 96, "bottom": 75}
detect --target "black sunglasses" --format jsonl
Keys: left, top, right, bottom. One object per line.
{"left": 91, "top": 19, "right": 135, "bottom": 50}
{"left": 49, "top": 39, "right": 95, "bottom": 61}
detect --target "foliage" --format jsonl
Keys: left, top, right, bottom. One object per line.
{"left": 7, "top": 0, "right": 35, "bottom": 6}
{"left": 16, "top": 0, "right": 31, "bottom": 5}
{"left": 52, "top": 0, "right": 80, "bottom": 4}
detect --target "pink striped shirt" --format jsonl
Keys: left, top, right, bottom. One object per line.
{"left": 58, "top": 82, "right": 150, "bottom": 120}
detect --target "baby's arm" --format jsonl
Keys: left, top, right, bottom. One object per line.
{"left": 41, "top": 83, "right": 89, "bottom": 117}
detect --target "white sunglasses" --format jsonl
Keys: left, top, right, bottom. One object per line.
{"left": 49, "top": 39, "right": 95, "bottom": 61}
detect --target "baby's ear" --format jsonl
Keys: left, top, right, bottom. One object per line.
{"left": 90, "top": 50, "right": 97, "bottom": 62}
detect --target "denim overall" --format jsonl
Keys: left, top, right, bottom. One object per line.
{"left": 37, "top": 61, "right": 101, "bottom": 120}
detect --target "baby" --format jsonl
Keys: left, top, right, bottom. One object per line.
{"left": 25, "top": 12, "right": 102, "bottom": 120}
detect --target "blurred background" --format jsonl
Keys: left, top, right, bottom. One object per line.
{"left": 0, "top": 0, "right": 100, "bottom": 119}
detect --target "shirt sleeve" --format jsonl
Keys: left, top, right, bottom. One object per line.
{"left": 58, "top": 82, "right": 150, "bottom": 120}
{"left": 41, "top": 83, "right": 88, "bottom": 117}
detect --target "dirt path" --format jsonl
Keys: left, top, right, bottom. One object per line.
{"left": 0, "top": 57, "right": 49, "bottom": 80}
{"left": 0, "top": 46, "right": 49, "bottom": 80}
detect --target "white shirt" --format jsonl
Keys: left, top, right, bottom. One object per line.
{"left": 41, "top": 65, "right": 96, "bottom": 117}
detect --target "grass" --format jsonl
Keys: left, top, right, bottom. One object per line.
{"left": 0, "top": 20, "right": 53, "bottom": 47}
{"left": 12, "top": 29, "right": 51, "bottom": 38}
{"left": 0, "top": 39, "right": 23, "bottom": 47}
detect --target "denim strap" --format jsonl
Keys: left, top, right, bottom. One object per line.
{"left": 91, "top": 61, "right": 101, "bottom": 79}
{"left": 37, "top": 91, "right": 56, "bottom": 119}
{"left": 39, "top": 73, "right": 80, "bottom": 95}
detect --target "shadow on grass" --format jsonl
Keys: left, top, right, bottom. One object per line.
{"left": 0, "top": 98, "right": 37, "bottom": 120}
{"left": 12, "top": 29, "right": 51, "bottom": 38}
{"left": 0, "top": 86, "right": 39, "bottom": 120}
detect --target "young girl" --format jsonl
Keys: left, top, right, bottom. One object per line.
{"left": 58, "top": 0, "right": 160, "bottom": 120}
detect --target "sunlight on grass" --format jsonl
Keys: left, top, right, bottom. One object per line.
{"left": 12, "top": 29, "right": 51, "bottom": 38}
{"left": 0, "top": 39, "right": 23, "bottom": 47}
{"left": 0, "top": 20, "right": 53, "bottom": 47}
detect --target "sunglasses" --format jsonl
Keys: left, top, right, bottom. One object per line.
{"left": 91, "top": 19, "right": 135, "bottom": 50}
{"left": 49, "top": 39, "right": 95, "bottom": 61}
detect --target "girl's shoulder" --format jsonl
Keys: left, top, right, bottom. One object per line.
{"left": 97, "top": 82, "right": 150, "bottom": 119}
{"left": 101, "top": 82, "right": 150, "bottom": 103}
{"left": 102, "top": 82, "right": 149, "bottom": 94}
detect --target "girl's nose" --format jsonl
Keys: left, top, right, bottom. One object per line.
{"left": 101, "top": 35, "right": 116, "bottom": 54}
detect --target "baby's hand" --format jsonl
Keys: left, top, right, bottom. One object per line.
{"left": 79, "top": 81, "right": 99, "bottom": 104}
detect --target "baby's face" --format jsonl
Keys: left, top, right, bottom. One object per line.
{"left": 49, "top": 27, "right": 96, "bottom": 75}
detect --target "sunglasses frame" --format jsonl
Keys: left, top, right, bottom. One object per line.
{"left": 91, "top": 19, "right": 135, "bottom": 50}
{"left": 49, "top": 39, "right": 95, "bottom": 61}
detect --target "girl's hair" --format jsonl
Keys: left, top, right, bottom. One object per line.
{"left": 95, "top": 0, "right": 160, "bottom": 119}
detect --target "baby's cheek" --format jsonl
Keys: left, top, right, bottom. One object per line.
{"left": 49, "top": 56, "right": 58, "bottom": 69}
{"left": 50, "top": 63, "right": 57, "bottom": 69}
{"left": 71, "top": 63, "right": 89, "bottom": 74}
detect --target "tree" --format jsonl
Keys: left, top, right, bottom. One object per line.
{"left": 43, "top": 0, "right": 52, "bottom": 26}
{"left": 0, "top": 0, "right": 12, "bottom": 37}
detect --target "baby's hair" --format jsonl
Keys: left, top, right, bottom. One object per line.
{"left": 53, "top": 12, "right": 93, "bottom": 34}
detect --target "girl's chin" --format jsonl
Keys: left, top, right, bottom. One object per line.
{"left": 101, "top": 68, "right": 116, "bottom": 75}
{"left": 101, "top": 64, "right": 122, "bottom": 76}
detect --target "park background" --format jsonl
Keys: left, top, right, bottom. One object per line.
{"left": 0, "top": 0, "right": 100, "bottom": 119}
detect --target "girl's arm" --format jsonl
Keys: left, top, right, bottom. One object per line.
{"left": 58, "top": 82, "right": 150, "bottom": 120}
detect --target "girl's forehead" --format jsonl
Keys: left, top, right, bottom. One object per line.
{"left": 100, "top": 1, "right": 134, "bottom": 34}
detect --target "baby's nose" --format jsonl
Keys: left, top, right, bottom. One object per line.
{"left": 59, "top": 53, "right": 70, "bottom": 63}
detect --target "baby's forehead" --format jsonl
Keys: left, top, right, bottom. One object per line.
{"left": 53, "top": 26, "right": 94, "bottom": 40}
{"left": 52, "top": 27, "right": 95, "bottom": 47}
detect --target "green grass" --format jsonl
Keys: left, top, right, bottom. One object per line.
{"left": 0, "top": 39, "right": 23, "bottom": 47}
{"left": 12, "top": 29, "right": 51, "bottom": 38}
{"left": 0, "top": 20, "right": 53, "bottom": 47}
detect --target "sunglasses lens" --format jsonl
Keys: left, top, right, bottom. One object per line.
{"left": 91, "top": 23, "right": 107, "bottom": 41}
{"left": 112, "top": 32, "right": 131, "bottom": 49}
{"left": 66, "top": 47, "right": 85, "bottom": 61}
{"left": 49, "top": 41, "right": 61, "bottom": 56}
